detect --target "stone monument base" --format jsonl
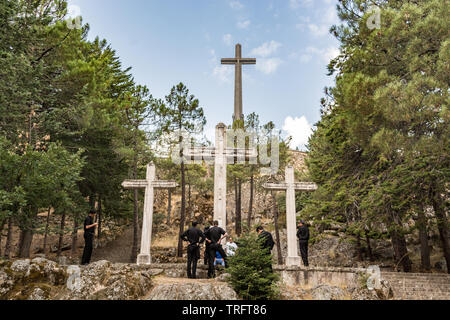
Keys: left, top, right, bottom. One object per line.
{"left": 137, "top": 254, "right": 151, "bottom": 266}
{"left": 285, "top": 256, "right": 301, "bottom": 267}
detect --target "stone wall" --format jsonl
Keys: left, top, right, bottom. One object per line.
{"left": 274, "top": 265, "right": 364, "bottom": 288}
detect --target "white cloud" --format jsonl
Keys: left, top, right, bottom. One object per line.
{"left": 298, "top": 46, "right": 339, "bottom": 64}
{"left": 282, "top": 116, "right": 313, "bottom": 150}
{"left": 229, "top": 1, "right": 244, "bottom": 10}
{"left": 307, "top": 24, "right": 329, "bottom": 37}
{"left": 237, "top": 20, "right": 251, "bottom": 29}
{"left": 256, "top": 58, "right": 283, "bottom": 75}
{"left": 290, "top": 0, "right": 313, "bottom": 9}
{"left": 296, "top": 3, "right": 339, "bottom": 38}
{"left": 213, "top": 65, "right": 232, "bottom": 83}
{"left": 250, "top": 40, "right": 282, "bottom": 58}
{"left": 223, "top": 34, "right": 233, "bottom": 46}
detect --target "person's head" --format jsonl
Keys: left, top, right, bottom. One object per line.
{"left": 192, "top": 221, "right": 199, "bottom": 228}
{"left": 213, "top": 220, "right": 219, "bottom": 227}
{"left": 228, "top": 236, "right": 233, "bottom": 243}
{"left": 256, "top": 226, "right": 264, "bottom": 234}
{"left": 89, "top": 209, "right": 97, "bottom": 217}
{"left": 298, "top": 220, "right": 305, "bottom": 227}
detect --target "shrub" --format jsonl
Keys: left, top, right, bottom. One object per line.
{"left": 227, "top": 233, "right": 279, "bottom": 300}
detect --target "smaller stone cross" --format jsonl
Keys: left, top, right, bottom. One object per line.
{"left": 263, "top": 166, "right": 318, "bottom": 266}
{"left": 122, "top": 164, "right": 178, "bottom": 265}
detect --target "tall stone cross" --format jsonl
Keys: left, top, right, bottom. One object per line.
{"left": 221, "top": 44, "right": 256, "bottom": 122}
{"left": 263, "top": 166, "right": 318, "bottom": 267}
{"left": 185, "top": 123, "right": 257, "bottom": 230}
{"left": 122, "top": 164, "right": 178, "bottom": 265}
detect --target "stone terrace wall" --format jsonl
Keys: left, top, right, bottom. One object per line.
{"left": 381, "top": 272, "right": 450, "bottom": 300}
{"left": 274, "top": 265, "right": 365, "bottom": 288}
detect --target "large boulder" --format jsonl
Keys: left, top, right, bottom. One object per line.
{"left": 147, "top": 281, "right": 238, "bottom": 300}
{"left": 60, "top": 260, "right": 152, "bottom": 300}
{"left": 0, "top": 258, "right": 152, "bottom": 300}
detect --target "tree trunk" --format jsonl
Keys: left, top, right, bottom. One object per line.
{"left": 356, "top": 235, "right": 363, "bottom": 261}
{"left": 188, "top": 183, "right": 192, "bottom": 220}
{"left": 247, "top": 174, "right": 254, "bottom": 231}
{"left": 43, "top": 207, "right": 51, "bottom": 255}
{"left": 417, "top": 208, "right": 431, "bottom": 272}
{"left": 177, "top": 161, "right": 186, "bottom": 257}
{"left": 4, "top": 217, "right": 13, "bottom": 259}
{"left": 234, "top": 178, "right": 242, "bottom": 236}
{"left": 57, "top": 212, "right": 66, "bottom": 257}
{"left": 97, "top": 195, "right": 102, "bottom": 240}
{"left": 237, "top": 180, "right": 242, "bottom": 236}
{"left": 131, "top": 189, "right": 139, "bottom": 263}
{"left": 18, "top": 229, "right": 33, "bottom": 258}
{"left": 365, "top": 232, "right": 374, "bottom": 262}
{"left": 71, "top": 217, "right": 79, "bottom": 257}
{"left": 271, "top": 191, "right": 283, "bottom": 265}
{"left": 167, "top": 189, "right": 172, "bottom": 225}
{"left": 432, "top": 190, "right": 450, "bottom": 274}
{"left": 0, "top": 219, "right": 4, "bottom": 257}
{"left": 386, "top": 209, "right": 412, "bottom": 272}
{"left": 18, "top": 207, "right": 36, "bottom": 258}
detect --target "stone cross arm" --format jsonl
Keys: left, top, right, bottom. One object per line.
{"left": 122, "top": 180, "right": 178, "bottom": 190}
{"left": 221, "top": 58, "right": 256, "bottom": 65}
{"left": 262, "top": 182, "right": 318, "bottom": 192}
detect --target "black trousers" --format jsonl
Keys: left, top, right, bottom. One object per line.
{"left": 299, "top": 240, "right": 309, "bottom": 267}
{"left": 187, "top": 245, "right": 200, "bottom": 278}
{"left": 81, "top": 233, "right": 94, "bottom": 265}
{"left": 204, "top": 244, "right": 210, "bottom": 265}
{"left": 207, "top": 243, "right": 228, "bottom": 278}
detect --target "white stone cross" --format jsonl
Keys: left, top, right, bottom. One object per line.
{"left": 263, "top": 166, "right": 318, "bottom": 267}
{"left": 185, "top": 123, "right": 257, "bottom": 230}
{"left": 122, "top": 164, "right": 178, "bottom": 265}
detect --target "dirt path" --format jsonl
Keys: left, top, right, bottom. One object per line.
{"left": 91, "top": 226, "right": 139, "bottom": 263}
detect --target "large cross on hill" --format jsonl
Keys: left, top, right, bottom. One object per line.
{"left": 221, "top": 44, "right": 256, "bottom": 122}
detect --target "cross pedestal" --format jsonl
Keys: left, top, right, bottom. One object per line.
{"left": 263, "top": 166, "right": 318, "bottom": 266}
{"left": 122, "top": 164, "right": 177, "bottom": 265}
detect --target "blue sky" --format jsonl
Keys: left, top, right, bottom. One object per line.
{"left": 67, "top": 0, "right": 341, "bottom": 150}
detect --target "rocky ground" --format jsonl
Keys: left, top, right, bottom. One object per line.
{"left": 1, "top": 257, "right": 388, "bottom": 301}
{"left": 0, "top": 258, "right": 152, "bottom": 300}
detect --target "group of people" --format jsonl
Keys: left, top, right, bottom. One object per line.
{"left": 80, "top": 209, "right": 311, "bottom": 273}
{"left": 180, "top": 220, "right": 237, "bottom": 279}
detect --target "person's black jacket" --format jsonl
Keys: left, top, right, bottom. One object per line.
{"left": 297, "top": 225, "right": 310, "bottom": 241}
{"left": 181, "top": 227, "right": 205, "bottom": 247}
{"left": 258, "top": 231, "right": 275, "bottom": 251}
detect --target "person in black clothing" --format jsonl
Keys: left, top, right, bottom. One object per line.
{"left": 256, "top": 226, "right": 275, "bottom": 272}
{"left": 204, "top": 220, "right": 228, "bottom": 278}
{"left": 203, "top": 225, "right": 211, "bottom": 265}
{"left": 180, "top": 222, "right": 205, "bottom": 279}
{"left": 296, "top": 220, "right": 310, "bottom": 267}
{"left": 256, "top": 226, "right": 275, "bottom": 253}
{"left": 81, "top": 210, "right": 98, "bottom": 265}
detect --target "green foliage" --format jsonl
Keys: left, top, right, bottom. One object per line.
{"left": 228, "top": 233, "right": 279, "bottom": 300}
{"left": 305, "top": 0, "right": 449, "bottom": 271}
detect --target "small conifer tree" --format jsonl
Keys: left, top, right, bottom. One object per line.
{"left": 227, "top": 233, "right": 279, "bottom": 300}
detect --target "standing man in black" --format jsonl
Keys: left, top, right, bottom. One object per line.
{"left": 297, "top": 220, "right": 310, "bottom": 267}
{"left": 256, "top": 226, "right": 275, "bottom": 271}
{"left": 81, "top": 209, "right": 98, "bottom": 265}
{"left": 180, "top": 222, "right": 205, "bottom": 279}
{"left": 203, "top": 224, "right": 211, "bottom": 265}
{"left": 204, "top": 220, "right": 228, "bottom": 278}
{"left": 256, "top": 226, "right": 275, "bottom": 253}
